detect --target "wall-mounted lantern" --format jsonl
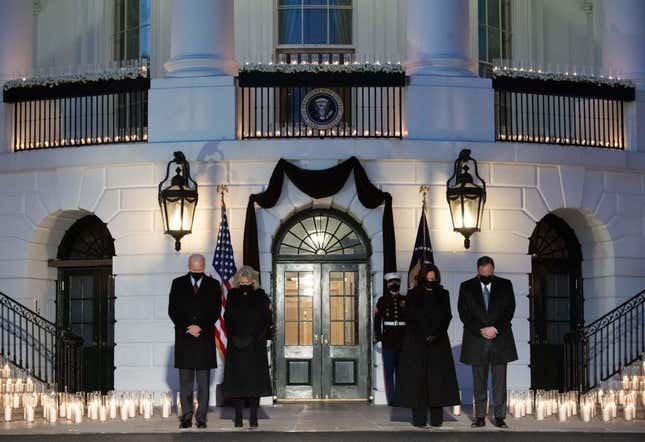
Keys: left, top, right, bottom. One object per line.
{"left": 446, "top": 149, "right": 486, "bottom": 249}
{"left": 158, "top": 151, "right": 198, "bottom": 251}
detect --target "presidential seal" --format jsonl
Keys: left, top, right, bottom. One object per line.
{"left": 301, "top": 88, "right": 344, "bottom": 130}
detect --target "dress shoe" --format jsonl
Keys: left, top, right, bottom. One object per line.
{"left": 494, "top": 417, "right": 508, "bottom": 428}
{"left": 195, "top": 421, "right": 207, "bottom": 429}
{"left": 471, "top": 417, "right": 485, "bottom": 427}
{"left": 412, "top": 423, "right": 427, "bottom": 428}
{"left": 249, "top": 418, "right": 259, "bottom": 428}
{"left": 179, "top": 418, "right": 192, "bottom": 429}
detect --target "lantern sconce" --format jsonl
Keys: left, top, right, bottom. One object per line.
{"left": 446, "top": 149, "right": 487, "bottom": 249}
{"left": 158, "top": 151, "right": 198, "bottom": 251}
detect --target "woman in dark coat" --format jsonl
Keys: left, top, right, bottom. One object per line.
{"left": 395, "top": 263, "right": 460, "bottom": 427}
{"left": 222, "top": 266, "right": 273, "bottom": 428}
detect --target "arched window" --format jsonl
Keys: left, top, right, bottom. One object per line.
{"left": 274, "top": 210, "right": 369, "bottom": 259}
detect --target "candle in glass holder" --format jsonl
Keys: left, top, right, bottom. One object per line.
{"left": 99, "top": 405, "right": 107, "bottom": 422}
{"left": 120, "top": 402, "right": 128, "bottom": 422}
{"left": 513, "top": 400, "right": 522, "bottom": 418}
{"left": 536, "top": 401, "right": 545, "bottom": 420}
{"left": 558, "top": 403, "right": 567, "bottom": 422}
{"left": 26, "top": 377, "right": 33, "bottom": 393}
{"left": 12, "top": 392, "right": 19, "bottom": 408}
{"left": 624, "top": 403, "right": 635, "bottom": 421}
{"left": 128, "top": 398, "right": 136, "bottom": 418}
{"left": 631, "top": 376, "right": 639, "bottom": 391}
{"left": 1, "top": 365, "right": 10, "bottom": 378}
{"left": 602, "top": 404, "right": 610, "bottom": 422}
{"left": 581, "top": 403, "right": 591, "bottom": 422}
{"left": 622, "top": 375, "right": 630, "bottom": 390}
{"left": 162, "top": 396, "right": 171, "bottom": 418}
{"left": 25, "top": 405, "right": 35, "bottom": 423}
{"left": 177, "top": 392, "right": 182, "bottom": 416}
{"left": 109, "top": 398, "right": 117, "bottom": 419}
{"left": 4, "top": 405, "right": 11, "bottom": 422}
{"left": 73, "top": 404, "right": 83, "bottom": 424}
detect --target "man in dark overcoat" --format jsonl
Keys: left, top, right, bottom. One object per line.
{"left": 168, "top": 254, "right": 221, "bottom": 429}
{"left": 458, "top": 256, "right": 518, "bottom": 429}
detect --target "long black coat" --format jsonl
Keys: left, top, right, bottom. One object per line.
{"left": 457, "top": 276, "right": 518, "bottom": 365}
{"left": 168, "top": 274, "right": 222, "bottom": 369}
{"left": 395, "top": 284, "right": 460, "bottom": 408}
{"left": 222, "top": 287, "right": 273, "bottom": 398}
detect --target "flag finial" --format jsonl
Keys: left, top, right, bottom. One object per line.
{"left": 217, "top": 184, "right": 229, "bottom": 209}
{"left": 419, "top": 184, "right": 430, "bottom": 209}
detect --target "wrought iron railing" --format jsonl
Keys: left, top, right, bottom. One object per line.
{"left": 0, "top": 291, "right": 83, "bottom": 392}
{"left": 493, "top": 75, "right": 635, "bottom": 149}
{"left": 3, "top": 74, "right": 149, "bottom": 151}
{"left": 236, "top": 70, "right": 406, "bottom": 139}
{"left": 563, "top": 289, "right": 645, "bottom": 393}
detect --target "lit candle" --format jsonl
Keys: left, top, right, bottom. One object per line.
{"left": 74, "top": 404, "right": 83, "bottom": 424}
{"left": 581, "top": 403, "right": 591, "bottom": 422}
{"left": 625, "top": 403, "right": 635, "bottom": 421}
{"left": 4, "top": 405, "right": 11, "bottom": 422}
{"left": 162, "top": 397, "right": 171, "bottom": 418}
{"left": 536, "top": 401, "right": 545, "bottom": 420}
{"left": 128, "top": 399, "right": 136, "bottom": 418}
{"left": 120, "top": 402, "right": 128, "bottom": 422}
{"left": 99, "top": 405, "right": 107, "bottom": 422}
{"left": 25, "top": 405, "right": 34, "bottom": 423}
{"left": 514, "top": 400, "right": 522, "bottom": 418}
{"left": 109, "top": 398, "right": 117, "bottom": 420}
{"left": 453, "top": 391, "right": 461, "bottom": 416}
{"left": 558, "top": 402, "right": 567, "bottom": 422}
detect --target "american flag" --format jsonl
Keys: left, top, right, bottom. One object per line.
{"left": 212, "top": 206, "right": 237, "bottom": 359}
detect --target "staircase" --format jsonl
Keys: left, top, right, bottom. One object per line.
{"left": 563, "top": 289, "right": 645, "bottom": 393}
{"left": 0, "top": 291, "right": 83, "bottom": 392}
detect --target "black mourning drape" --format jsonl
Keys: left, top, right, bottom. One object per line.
{"left": 243, "top": 156, "right": 396, "bottom": 276}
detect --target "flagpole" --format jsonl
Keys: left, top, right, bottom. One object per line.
{"left": 419, "top": 185, "right": 429, "bottom": 263}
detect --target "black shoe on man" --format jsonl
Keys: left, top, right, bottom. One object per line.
{"left": 471, "top": 417, "right": 485, "bottom": 427}
{"left": 494, "top": 417, "right": 508, "bottom": 428}
{"left": 179, "top": 418, "right": 192, "bottom": 429}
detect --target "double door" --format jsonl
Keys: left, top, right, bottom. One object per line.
{"left": 274, "top": 262, "right": 369, "bottom": 401}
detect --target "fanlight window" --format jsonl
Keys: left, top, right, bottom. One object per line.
{"left": 278, "top": 213, "right": 366, "bottom": 257}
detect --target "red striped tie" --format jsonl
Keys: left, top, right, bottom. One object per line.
{"left": 193, "top": 282, "right": 199, "bottom": 295}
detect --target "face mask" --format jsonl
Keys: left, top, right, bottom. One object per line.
{"left": 479, "top": 275, "right": 493, "bottom": 285}
{"left": 190, "top": 272, "right": 204, "bottom": 281}
{"left": 388, "top": 283, "right": 400, "bottom": 293}
{"left": 240, "top": 283, "right": 253, "bottom": 292}
{"left": 424, "top": 280, "right": 438, "bottom": 289}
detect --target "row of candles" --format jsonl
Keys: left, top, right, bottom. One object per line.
{"left": 2, "top": 389, "right": 184, "bottom": 424}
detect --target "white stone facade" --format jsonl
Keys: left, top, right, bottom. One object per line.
{"left": 0, "top": 0, "right": 645, "bottom": 406}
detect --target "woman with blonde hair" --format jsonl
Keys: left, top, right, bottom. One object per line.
{"left": 221, "top": 265, "right": 273, "bottom": 428}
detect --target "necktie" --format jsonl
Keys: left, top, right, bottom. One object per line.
{"left": 482, "top": 285, "right": 490, "bottom": 311}
{"left": 192, "top": 281, "right": 199, "bottom": 295}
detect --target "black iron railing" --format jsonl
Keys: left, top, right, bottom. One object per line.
{"left": 493, "top": 76, "right": 635, "bottom": 149}
{"left": 3, "top": 77, "right": 149, "bottom": 151}
{"left": 0, "top": 291, "right": 83, "bottom": 392}
{"left": 563, "top": 289, "right": 645, "bottom": 393}
{"left": 237, "top": 71, "right": 406, "bottom": 139}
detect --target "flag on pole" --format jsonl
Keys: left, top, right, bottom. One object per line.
{"left": 212, "top": 202, "right": 237, "bottom": 360}
{"left": 407, "top": 204, "right": 434, "bottom": 289}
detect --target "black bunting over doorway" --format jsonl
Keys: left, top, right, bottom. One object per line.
{"left": 243, "top": 157, "right": 396, "bottom": 276}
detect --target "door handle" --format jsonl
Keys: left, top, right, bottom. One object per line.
{"left": 322, "top": 333, "right": 329, "bottom": 345}
{"left": 314, "top": 334, "right": 319, "bottom": 345}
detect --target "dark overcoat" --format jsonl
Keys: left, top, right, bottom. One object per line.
{"left": 168, "top": 273, "right": 222, "bottom": 369}
{"left": 457, "top": 276, "right": 518, "bottom": 366}
{"left": 222, "top": 287, "right": 273, "bottom": 398}
{"left": 394, "top": 284, "right": 460, "bottom": 408}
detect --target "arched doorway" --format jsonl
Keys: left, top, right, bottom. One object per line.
{"left": 54, "top": 215, "right": 115, "bottom": 393}
{"left": 272, "top": 208, "right": 372, "bottom": 402}
{"left": 529, "top": 213, "right": 583, "bottom": 391}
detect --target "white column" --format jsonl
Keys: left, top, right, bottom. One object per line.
{"left": 0, "top": 0, "right": 34, "bottom": 153}
{"left": 164, "top": 0, "right": 236, "bottom": 77}
{"left": 599, "top": 0, "right": 645, "bottom": 84}
{"left": 0, "top": 0, "right": 34, "bottom": 80}
{"left": 406, "top": 0, "right": 474, "bottom": 76}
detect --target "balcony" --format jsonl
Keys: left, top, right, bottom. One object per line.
{"left": 2, "top": 61, "right": 150, "bottom": 151}
{"left": 236, "top": 59, "right": 406, "bottom": 139}
{"left": 492, "top": 66, "right": 635, "bottom": 149}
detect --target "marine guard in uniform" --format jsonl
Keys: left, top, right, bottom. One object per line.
{"left": 373, "top": 272, "right": 407, "bottom": 405}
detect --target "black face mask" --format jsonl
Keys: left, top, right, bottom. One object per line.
{"left": 388, "top": 283, "right": 401, "bottom": 293}
{"left": 240, "top": 283, "right": 253, "bottom": 293}
{"left": 424, "top": 280, "right": 438, "bottom": 290}
{"left": 190, "top": 272, "right": 204, "bottom": 281}
{"left": 479, "top": 275, "right": 493, "bottom": 285}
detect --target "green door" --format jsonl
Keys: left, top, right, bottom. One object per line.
{"left": 58, "top": 267, "right": 115, "bottom": 393}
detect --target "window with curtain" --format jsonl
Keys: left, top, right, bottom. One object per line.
{"left": 478, "top": 0, "right": 512, "bottom": 77}
{"left": 113, "top": 0, "right": 151, "bottom": 61}
{"left": 278, "top": 0, "right": 353, "bottom": 46}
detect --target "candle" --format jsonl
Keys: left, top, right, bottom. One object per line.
{"left": 12, "top": 392, "right": 19, "bottom": 408}
{"left": 120, "top": 402, "right": 128, "bottom": 422}
{"left": 513, "top": 401, "right": 522, "bottom": 418}
{"left": 536, "top": 402, "right": 545, "bottom": 420}
{"left": 625, "top": 403, "right": 635, "bottom": 421}
{"left": 622, "top": 375, "right": 630, "bottom": 390}
{"left": 558, "top": 403, "right": 567, "bottom": 422}
{"left": 4, "top": 405, "right": 11, "bottom": 422}
{"left": 602, "top": 405, "right": 610, "bottom": 422}
{"left": 99, "top": 405, "right": 107, "bottom": 422}
{"left": 109, "top": 398, "right": 117, "bottom": 419}
{"left": 25, "top": 405, "right": 34, "bottom": 423}
{"left": 581, "top": 403, "right": 591, "bottom": 422}
{"left": 74, "top": 404, "right": 83, "bottom": 424}
{"left": 177, "top": 392, "right": 182, "bottom": 417}
{"left": 162, "top": 398, "right": 171, "bottom": 418}
{"left": 128, "top": 399, "right": 136, "bottom": 418}
{"left": 48, "top": 404, "right": 57, "bottom": 423}
{"left": 59, "top": 401, "right": 66, "bottom": 418}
